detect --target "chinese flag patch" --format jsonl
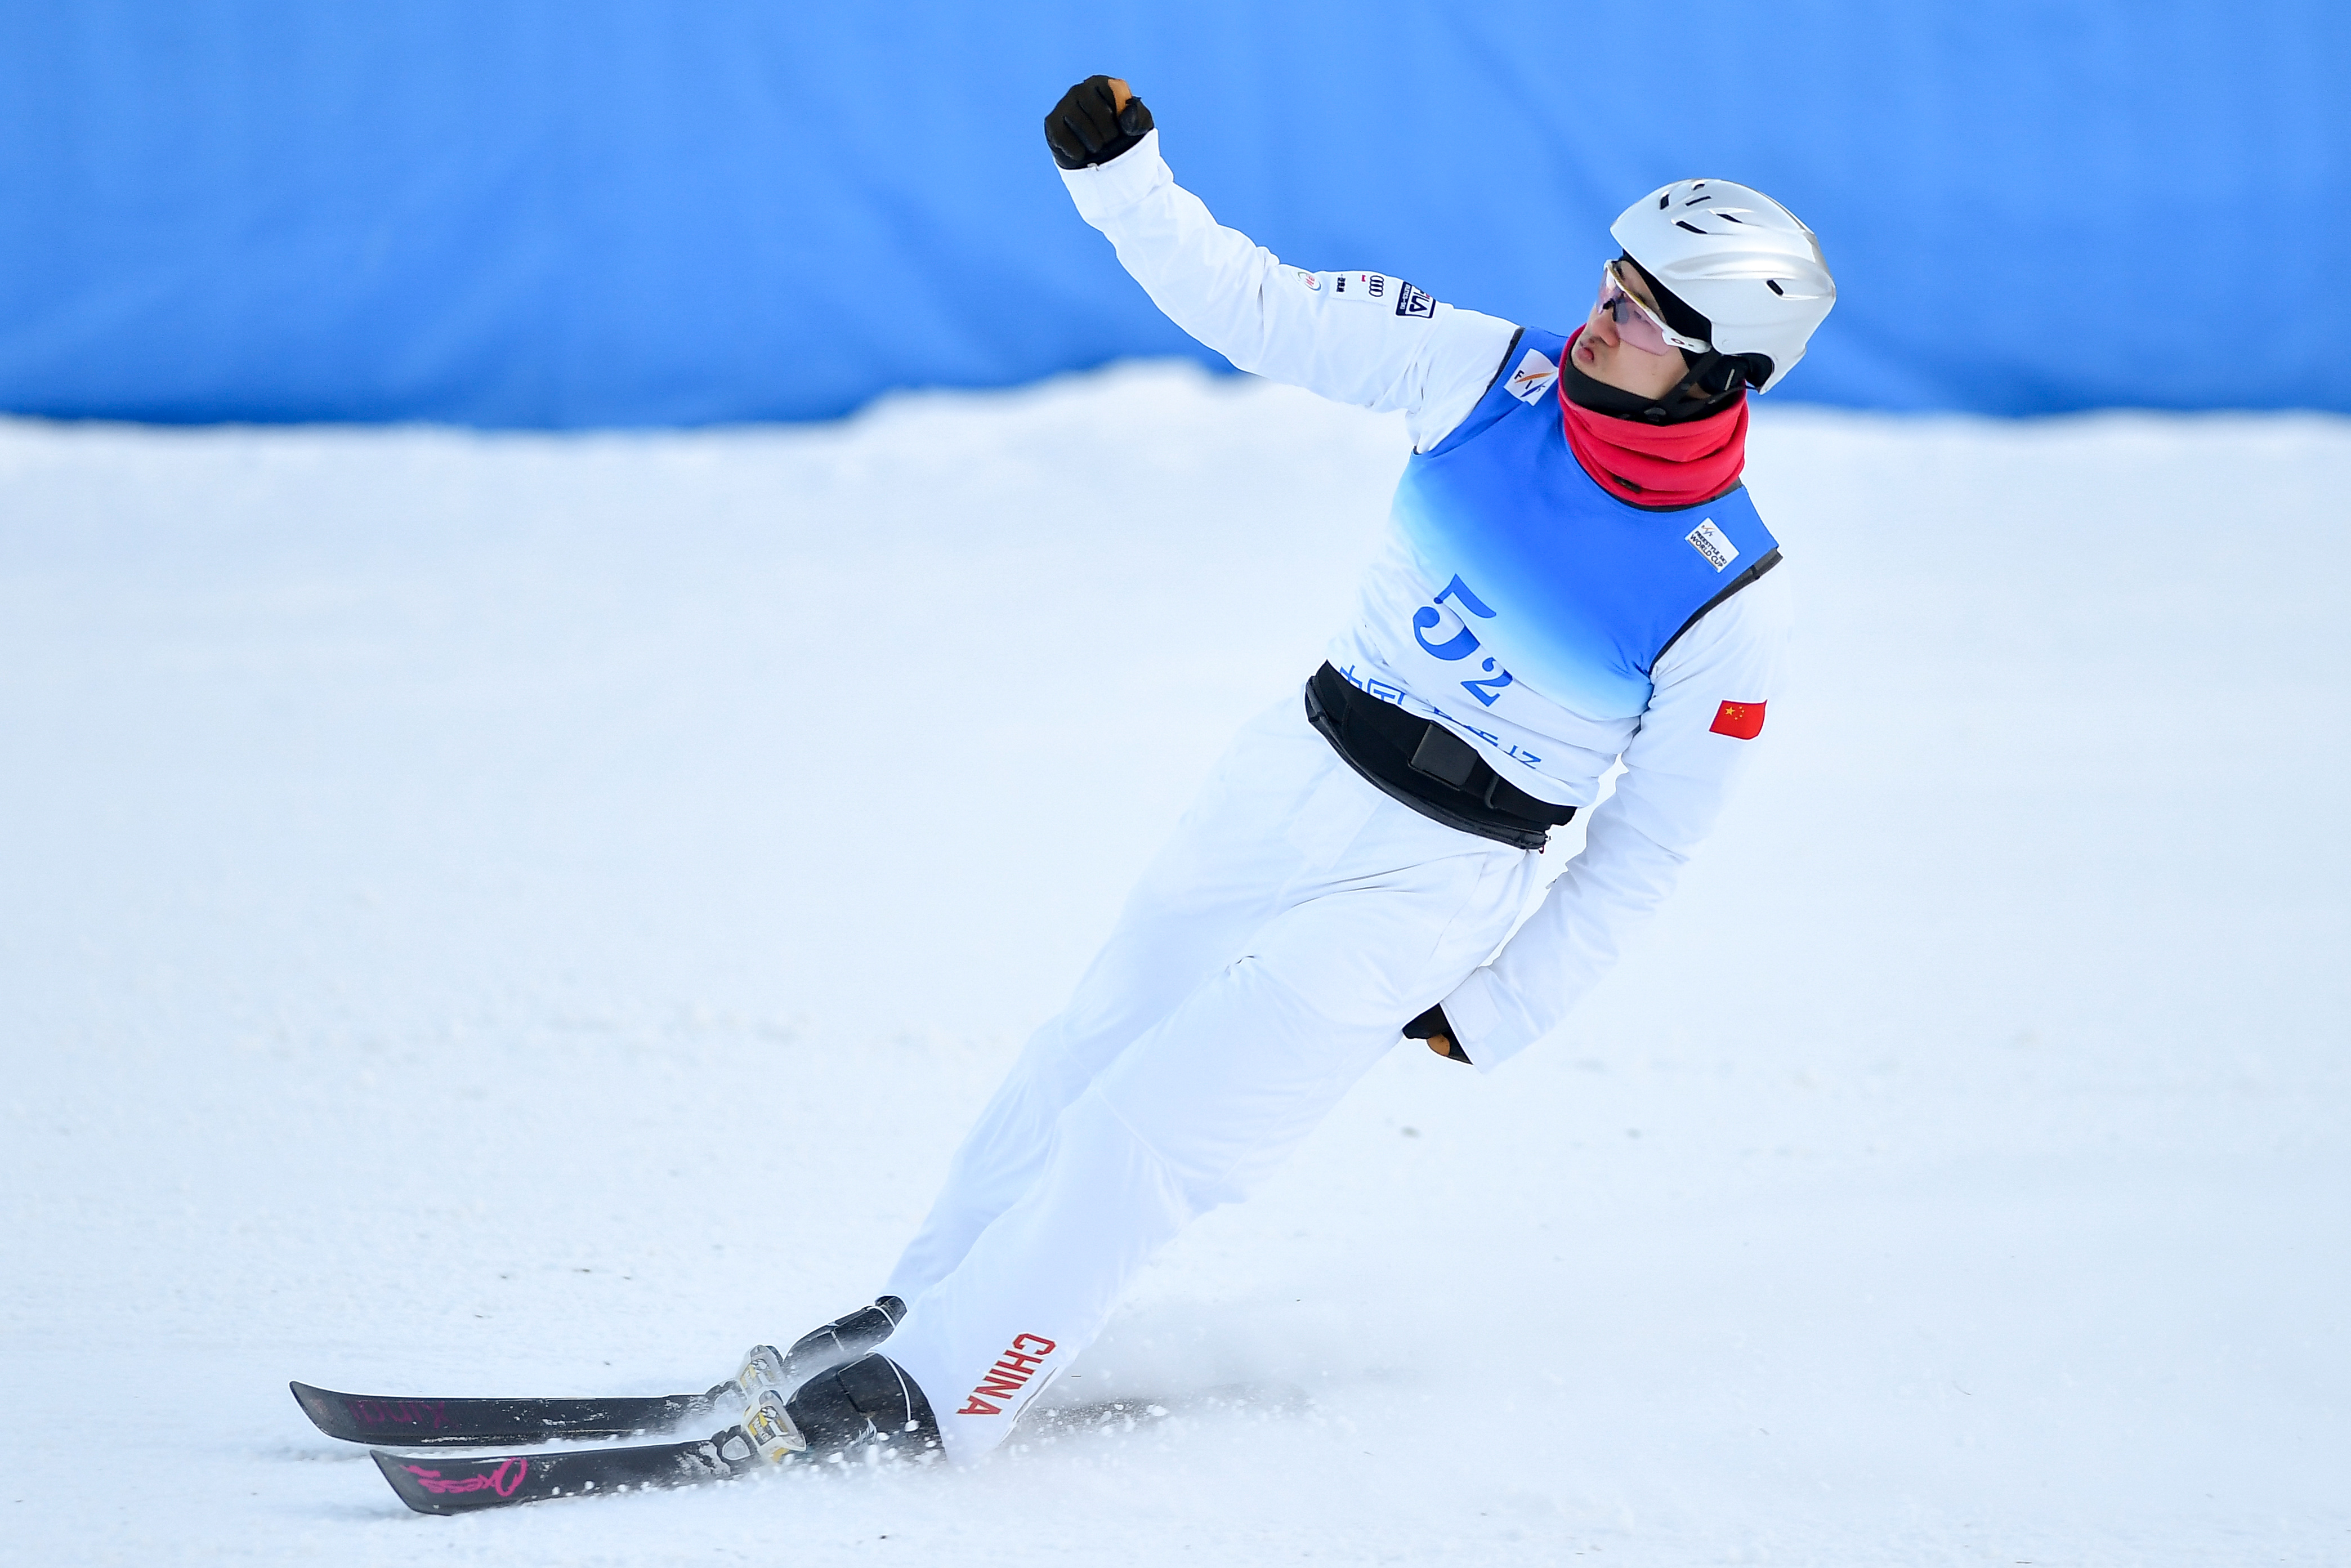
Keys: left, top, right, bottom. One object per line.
{"left": 1709, "top": 700, "right": 1767, "bottom": 739}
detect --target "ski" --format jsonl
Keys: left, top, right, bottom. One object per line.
{"left": 372, "top": 1427, "right": 761, "bottom": 1514}
{"left": 296, "top": 1295, "right": 909, "bottom": 1450}
{"left": 291, "top": 1379, "right": 727, "bottom": 1448}
{"left": 365, "top": 1383, "right": 1308, "bottom": 1515}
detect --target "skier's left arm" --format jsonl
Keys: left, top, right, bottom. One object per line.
{"left": 1432, "top": 570, "right": 1794, "bottom": 1068}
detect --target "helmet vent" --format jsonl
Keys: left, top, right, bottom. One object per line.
{"left": 1674, "top": 220, "right": 1709, "bottom": 235}
{"left": 1657, "top": 194, "right": 1670, "bottom": 209}
{"left": 1766, "top": 279, "right": 1786, "bottom": 296}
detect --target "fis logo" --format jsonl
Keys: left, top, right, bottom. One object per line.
{"left": 957, "top": 1333, "right": 1058, "bottom": 1417}
{"left": 1394, "top": 282, "right": 1436, "bottom": 319}
{"left": 1685, "top": 519, "right": 1738, "bottom": 571}
{"left": 1505, "top": 347, "right": 1558, "bottom": 404}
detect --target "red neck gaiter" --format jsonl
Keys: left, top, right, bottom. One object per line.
{"left": 1556, "top": 328, "right": 1749, "bottom": 507}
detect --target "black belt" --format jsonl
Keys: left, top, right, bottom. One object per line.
{"left": 1303, "top": 663, "right": 1575, "bottom": 852}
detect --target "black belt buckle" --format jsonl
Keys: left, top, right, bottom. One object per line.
{"left": 1407, "top": 723, "right": 1480, "bottom": 790}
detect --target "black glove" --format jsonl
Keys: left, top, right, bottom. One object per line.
{"left": 1405, "top": 1004, "right": 1471, "bottom": 1065}
{"left": 1044, "top": 75, "right": 1154, "bottom": 170}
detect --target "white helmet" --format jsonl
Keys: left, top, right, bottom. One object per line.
{"left": 1609, "top": 178, "right": 1835, "bottom": 392}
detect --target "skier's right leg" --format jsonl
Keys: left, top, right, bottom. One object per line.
{"left": 883, "top": 792, "right": 1535, "bottom": 1463}
{"left": 884, "top": 698, "right": 1358, "bottom": 1302}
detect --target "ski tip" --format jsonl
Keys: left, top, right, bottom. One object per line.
{"left": 370, "top": 1449, "right": 439, "bottom": 1515}
{"left": 292, "top": 1380, "right": 474, "bottom": 1448}
{"left": 372, "top": 1448, "right": 465, "bottom": 1515}
{"left": 289, "top": 1380, "right": 347, "bottom": 1436}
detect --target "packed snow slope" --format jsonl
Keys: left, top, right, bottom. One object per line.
{"left": 2, "top": 366, "right": 2345, "bottom": 1566}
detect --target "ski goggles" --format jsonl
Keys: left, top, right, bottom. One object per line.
{"left": 1595, "top": 258, "right": 1711, "bottom": 356}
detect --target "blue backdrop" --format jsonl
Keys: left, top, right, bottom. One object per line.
{"left": 0, "top": 3, "right": 2343, "bottom": 426}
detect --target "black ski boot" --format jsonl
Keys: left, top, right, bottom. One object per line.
{"left": 744, "top": 1352, "right": 941, "bottom": 1464}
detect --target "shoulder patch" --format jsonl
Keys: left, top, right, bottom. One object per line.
{"left": 1686, "top": 519, "right": 1738, "bottom": 571}
{"left": 1304, "top": 272, "right": 1437, "bottom": 317}
{"left": 1709, "top": 700, "right": 1766, "bottom": 740}
{"left": 1504, "top": 347, "right": 1558, "bottom": 403}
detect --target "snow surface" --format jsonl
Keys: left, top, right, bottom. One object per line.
{"left": 2, "top": 364, "right": 2346, "bottom": 1565}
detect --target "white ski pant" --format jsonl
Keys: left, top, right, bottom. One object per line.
{"left": 880, "top": 696, "right": 1543, "bottom": 1462}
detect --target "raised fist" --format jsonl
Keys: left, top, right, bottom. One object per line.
{"left": 1044, "top": 75, "right": 1154, "bottom": 170}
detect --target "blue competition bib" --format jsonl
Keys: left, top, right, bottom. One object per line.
{"left": 1391, "top": 327, "right": 1782, "bottom": 720}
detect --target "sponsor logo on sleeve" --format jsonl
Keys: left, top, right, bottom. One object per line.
{"left": 1686, "top": 519, "right": 1738, "bottom": 571}
{"left": 1394, "top": 282, "right": 1436, "bottom": 318}
{"left": 1295, "top": 269, "right": 1322, "bottom": 291}
{"left": 1709, "top": 700, "right": 1767, "bottom": 739}
{"left": 1505, "top": 348, "right": 1558, "bottom": 403}
{"left": 956, "top": 1333, "right": 1058, "bottom": 1417}
{"left": 1329, "top": 271, "right": 1391, "bottom": 302}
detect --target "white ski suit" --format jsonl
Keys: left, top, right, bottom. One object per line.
{"left": 882, "top": 130, "right": 1790, "bottom": 1460}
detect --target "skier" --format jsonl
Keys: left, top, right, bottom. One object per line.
{"left": 756, "top": 74, "right": 1838, "bottom": 1466}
